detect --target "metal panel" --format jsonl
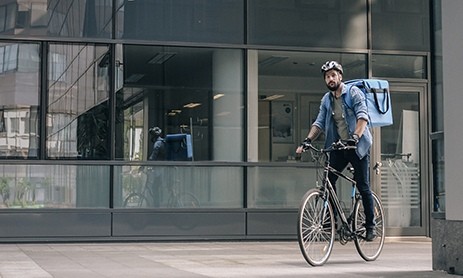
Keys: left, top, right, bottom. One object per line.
{"left": 246, "top": 211, "right": 297, "bottom": 236}
{"left": 113, "top": 211, "right": 245, "bottom": 237}
{"left": 0, "top": 212, "right": 111, "bottom": 238}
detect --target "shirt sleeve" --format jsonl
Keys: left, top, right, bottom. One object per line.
{"left": 312, "top": 92, "right": 330, "bottom": 131}
{"left": 350, "top": 86, "right": 369, "bottom": 122}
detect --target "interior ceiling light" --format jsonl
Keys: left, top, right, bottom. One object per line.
{"left": 183, "top": 102, "right": 202, "bottom": 108}
{"left": 147, "top": 52, "right": 176, "bottom": 64}
{"left": 213, "top": 93, "right": 225, "bottom": 100}
{"left": 167, "top": 109, "right": 182, "bottom": 116}
{"left": 262, "top": 94, "right": 285, "bottom": 101}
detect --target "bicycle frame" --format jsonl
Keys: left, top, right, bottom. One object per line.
{"left": 319, "top": 156, "right": 358, "bottom": 235}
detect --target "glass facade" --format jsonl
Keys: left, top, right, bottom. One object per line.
{"left": 0, "top": 0, "right": 433, "bottom": 240}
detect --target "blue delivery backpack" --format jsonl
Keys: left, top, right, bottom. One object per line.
{"left": 344, "top": 79, "right": 393, "bottom": 127}
{"left": 165, "top": 134, "right": 193, "bottom": 161}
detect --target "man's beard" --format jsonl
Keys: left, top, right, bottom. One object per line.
{"left": 326, "top": 81, "right": 340, "bottom": 91}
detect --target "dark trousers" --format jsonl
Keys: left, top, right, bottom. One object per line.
{"left": 328, "top": 149, "right": 375, "bottom": 228}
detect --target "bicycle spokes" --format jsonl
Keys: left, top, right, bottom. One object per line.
{"left": 353, "top": 192, "right": 385, "bottom": 261}
{"left": 298, "top": 189, "right": 335, "bottom": 266}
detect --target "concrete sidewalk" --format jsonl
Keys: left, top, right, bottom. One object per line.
{"left": 0, "top": 238, "right": 454, "bottom": 278}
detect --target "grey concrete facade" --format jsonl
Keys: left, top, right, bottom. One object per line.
{"left": 432, "top": 0, "right": 463, "bottom": 275}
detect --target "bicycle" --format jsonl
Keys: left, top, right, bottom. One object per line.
{"left": 123, "top": 166, "right": 200, "bottom": 208}
{"left": 297, "top": 140, "right": 385, "bottom": 266}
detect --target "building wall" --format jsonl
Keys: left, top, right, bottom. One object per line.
{"left": 432, "top": 0, "right": 463, "bottom": 275}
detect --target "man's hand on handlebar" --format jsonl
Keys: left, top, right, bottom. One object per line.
{"left": 345, "top": 138, "right": 357, "bottom": 146}
{"left": 332, "top": 139, "right": 357, "bottom": 150}
{"left": 296, "top": 138, "right": 311, "bottom": 154}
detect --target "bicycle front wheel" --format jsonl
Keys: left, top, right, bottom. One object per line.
{"left": 297, "top": 188, "right": 335, "bottom": 266}
{"left": 353, "top": 191, "right": 385, "bottom": 261}
{"left": 168, "top": 192, "right": 200, "bottom": 208}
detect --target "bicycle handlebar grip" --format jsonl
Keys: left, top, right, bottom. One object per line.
{"left": 301, "top": 141, "right": 313, "bottom": 151}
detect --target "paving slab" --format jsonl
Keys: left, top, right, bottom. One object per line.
{"left": 0, "top": 238, "right": 454, "bottom": 278}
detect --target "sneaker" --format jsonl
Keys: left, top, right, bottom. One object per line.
{"left": 365, "top": 227, "right": 376, "bottom": 241}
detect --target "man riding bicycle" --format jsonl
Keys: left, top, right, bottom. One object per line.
{"left": 296, "top": 61, "right": 376, "bottom": 241}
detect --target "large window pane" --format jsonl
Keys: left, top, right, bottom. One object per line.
{"left": 372, "top": 54, "right": 427, "bottom": 79}
{"left": 116, "top": 0, "right": 244, "bottom": 44}
{"left": 0, "top": 0, "right": 112, "bottom": 38}
{"left": 115, "top": 45, "right": 243, "bottom": 162}
{"left": 372, "top": 0, "right": 430, "bottom": 51}
{"left": 247, "top": 166, "right": 354, "bottom": 208}
{"left": 248, "top": 0, "right": 367, "bottom": 48}
{"left": 47, "top": 44, "right": 110, "bottom": 159}
{"left": 114, "top": 165, "right": 243, "bottom": 208}
{"left": 255, "top": 51, "right": 366, "bottom": 162}
{"left": 0, "top": 164, "right": 109, "bottom": 208}
{"left": 0, "top": 42, "right": 40, "bottom": 158}
{"left": 380, "top": 91, "right": 422, "bottom": 227}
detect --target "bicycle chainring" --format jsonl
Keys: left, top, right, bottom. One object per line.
{"left": 338, "top": 224, "right": 354, "bottom": 245}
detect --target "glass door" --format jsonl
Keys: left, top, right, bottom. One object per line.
{"left": 373, "top": 84, "right": 428, "bottom": 236}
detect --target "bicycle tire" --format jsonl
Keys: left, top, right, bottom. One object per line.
{"left": 297, "top": 188, "right": 335, "bottom": 266}
{"left": 353, "top": 191, "right": 385, "bottom": 261}
{"left": 123, "top": 193, "right": 150, "bottom": 208}
{"left": 168, "top": 192, "right": 200, "bottom": 208}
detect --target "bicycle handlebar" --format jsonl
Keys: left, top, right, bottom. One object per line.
{"left": 301, "top": 139, "right": 357, "bottom": 154}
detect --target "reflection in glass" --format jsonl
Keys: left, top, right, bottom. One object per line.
{"left": 0, "top": 0, "right": 112, "bottom": 38}
{"left": 115, "top": 46, "right": 243, "bottom": 162}
{"left": 47, "top": 44, "right": 110, "bottom": 159}
{"left": 0, "top": 42, "right": 40, "bottom": 158}
{"left": 0, "top": 164, "right": 109, "bottom": 208}
{"left": 114, "top": 165, "right": 243, "bottom": 208}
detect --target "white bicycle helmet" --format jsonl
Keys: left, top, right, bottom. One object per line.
{"left": 321, "top": 61, "right": 343, "bottom": 75}
{"left": 149, "top": 127, "right": 162, "bottom": 137}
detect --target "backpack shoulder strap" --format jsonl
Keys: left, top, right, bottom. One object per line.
{"left": 343, "top": 83, "right": 354, "bottom": 110}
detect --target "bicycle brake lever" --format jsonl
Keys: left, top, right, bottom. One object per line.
{"left": 373, "top": 162, "right": 382, "bottom": 175}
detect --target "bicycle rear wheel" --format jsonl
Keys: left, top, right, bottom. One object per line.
{"left": 353, "top": 191, "right": 385, "bottom": 261}
{"left": 297, "top": 188, "right": 335, "bottom": 266}
{"left": 123, "top": 193, "right": 150, "bottom": 208}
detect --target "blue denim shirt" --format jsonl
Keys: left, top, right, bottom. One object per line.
{"left": 312, "top": 83, "right": 372, "bottom": 159}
